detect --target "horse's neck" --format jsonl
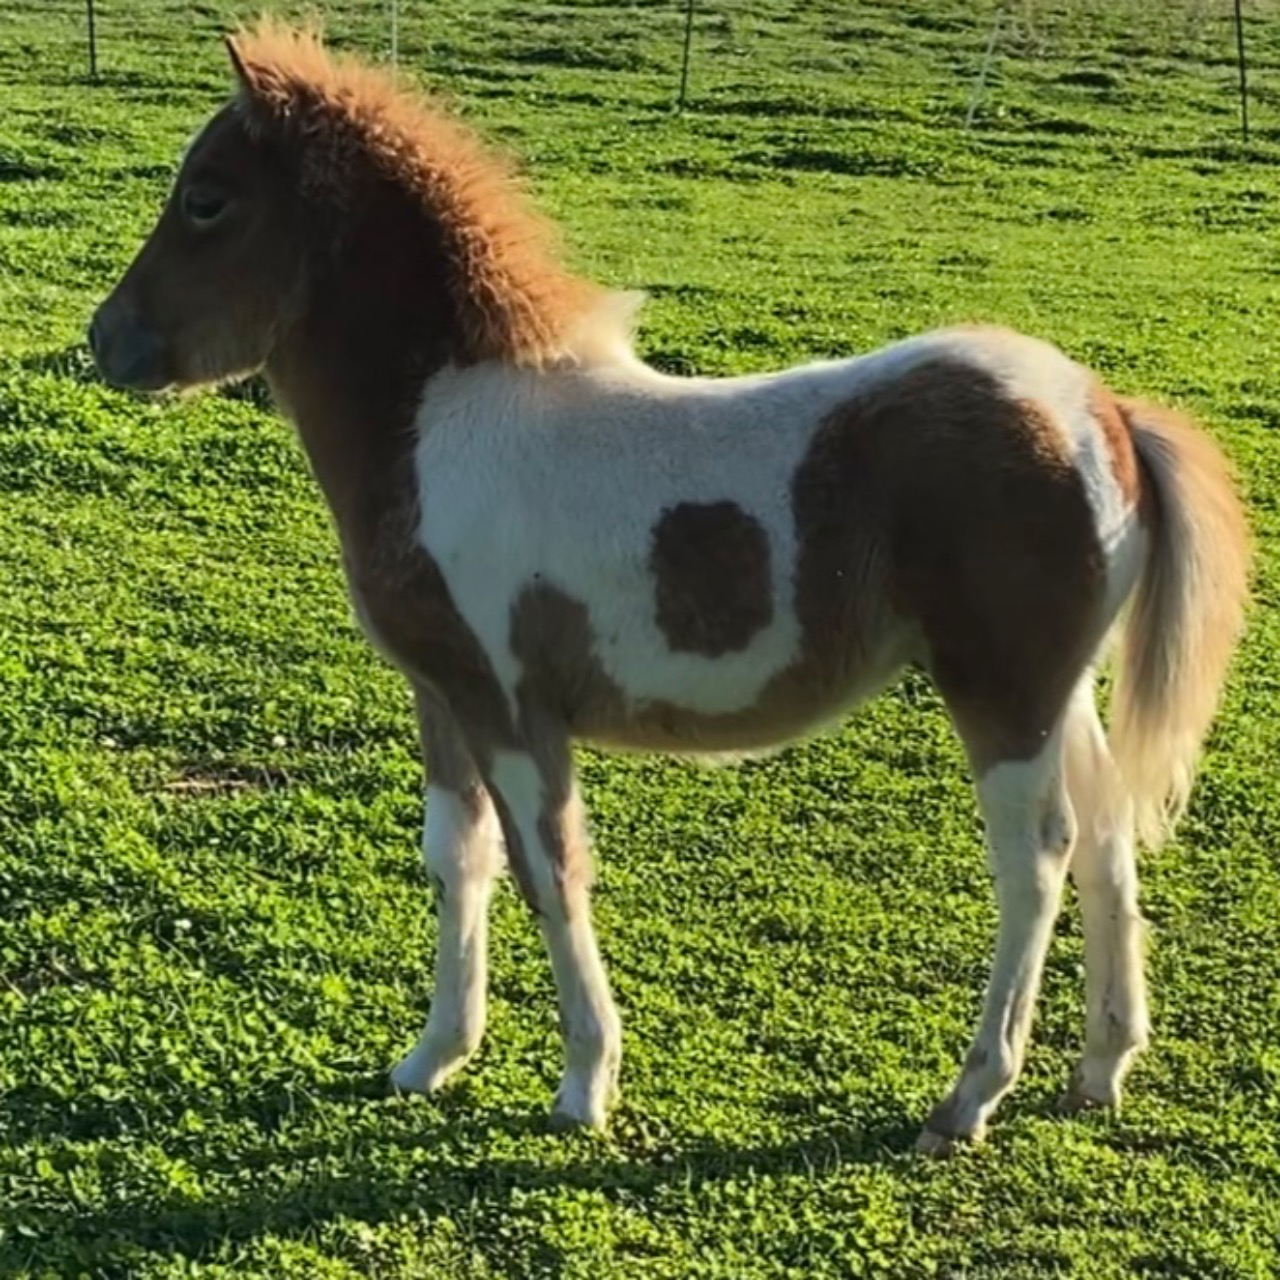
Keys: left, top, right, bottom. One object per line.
{"left": 263, "top": 171, "right": 620, "bottom": 540}
{"left": 266, "top": 305, "right": 439, "bottom": 555}
{"left": 266, "top": 193, "right": 454, "bottom": 533}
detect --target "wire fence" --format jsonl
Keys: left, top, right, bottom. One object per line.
{"left": 66, "top": 0, "right": 1277, "bottom": 145}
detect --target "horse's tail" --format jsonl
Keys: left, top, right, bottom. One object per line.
{"left": 1110, "top": 398, "right": 1250, "bottom": 847}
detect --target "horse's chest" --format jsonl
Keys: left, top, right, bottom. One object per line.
{"left": 346, "top": 543, "right": 508, "bottom": 715}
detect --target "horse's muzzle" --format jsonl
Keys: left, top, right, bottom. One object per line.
{"left": 89, "top": 302, "right": 169, "bottom": 392}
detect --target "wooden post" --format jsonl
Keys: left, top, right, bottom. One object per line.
{"left": 1235, "top": 0, "right": 1249, "bottom": 144}
{"left": 965, "top": 9, "right": 1004, "bottom": 130}
{"left": 86, "top": 0, "right": 98, "bottom": 80}
{"left": 678, "top": 0, "right": 695, "bottom": 111}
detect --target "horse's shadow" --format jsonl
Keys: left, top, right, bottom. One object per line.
{"left": 0, "top": 1071, "right": 918, "bottom": 1273}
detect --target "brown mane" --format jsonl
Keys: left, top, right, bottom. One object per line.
{"left": 227, "top": 20, "right": 601, "bottom": 367}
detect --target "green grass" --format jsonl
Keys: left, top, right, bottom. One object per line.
{"left": 3, "top": 0, "right": 1280, "bottom": 1275}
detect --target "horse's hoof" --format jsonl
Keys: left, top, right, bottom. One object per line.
{"left": 918, "top": 1095, "right": 986, "bottom": 1155}
{"left": 550, "top": 1081, "right": 610, "bottom": 1132}
{"left": 547, "top": 1108, "right": 597, "bottom": 1134}
{"left": 1057, "top": 1076, "right": 1119, "bottom": 1115}
{"left": 549, "top": 1105, "right": 609, "bottom": 1134}
{"left": 389, "top": 1040, "right": 472, "bottom": 1096}
{"left": 916, "top": 1126, "right": 970, "bottom": 1157}
{"left": 1058, "top": 1090, "right": 1103, "bottom": 1115}
{"left": 1057, "top": 1061, "right": 1123, "bottom": 1115}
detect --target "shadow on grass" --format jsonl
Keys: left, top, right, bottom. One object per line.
{"left": 17, "top": 343, "right": 99, "bottom": 383}
{"left": 0, "top": 1070, "right": 915, "bottom": 1274}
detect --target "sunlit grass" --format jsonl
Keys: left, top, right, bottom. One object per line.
{"left": 2, "top": 2, "right": 1279, "bottom": 1276}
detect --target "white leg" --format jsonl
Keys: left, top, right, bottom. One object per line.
{"left": 391, "top": 783, "right": 504, "bottom": 1093}
{"left": 1062, "top": 683, "right": 1149, "bottom": 1109}
{"left": 488, "top": 748, "right": 620, "bottom": 1130}
{"left": 920, "top": 734, "right": 1076, "bottom": 1152}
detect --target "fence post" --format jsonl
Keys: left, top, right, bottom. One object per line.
{"left": 678, "top": 0, "right": 696, "bottom": 110}
{"left": 965, "top": 8, "right": 1004, "bottom": 130}
{"left": 1235, "top": 0, "right": 1249, "bottom": 144}
{"left": 87, "top": 0, "right": 98, "bottom": 80}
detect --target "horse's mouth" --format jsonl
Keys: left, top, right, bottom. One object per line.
{"left": 88, "top": 308, "right": 173, "bottom": 393}
{"left": 95, "top": 361, "right": 174, "bottom": 394}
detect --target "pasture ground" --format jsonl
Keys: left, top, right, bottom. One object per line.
{"left": 2, "top": 1, "right": 1280, "bottom": 1275}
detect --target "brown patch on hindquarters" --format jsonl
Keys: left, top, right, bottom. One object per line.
{"left": 793, "top": 358, "right": 1108, "bottom": 773}
{"left": 650, "top": 501, "right": 773, "bottom": 656}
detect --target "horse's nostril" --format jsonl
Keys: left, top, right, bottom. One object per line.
{"left": 89, "top": 310, "right": 167, "bottom": 391}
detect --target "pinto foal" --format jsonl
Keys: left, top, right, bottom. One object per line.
{"left": 90, "top": 26, "right": 1249, "bottom": 1151}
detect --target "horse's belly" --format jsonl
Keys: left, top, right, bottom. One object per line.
{"left": 566, "top": 610, "right": 915, "bottom": 756}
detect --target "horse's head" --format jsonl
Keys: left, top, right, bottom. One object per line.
{"left": 89, "top": 40, "right": 307, "bottom": 392}
{"left": 92, "top": 22, "right": 602, "bottom": 399}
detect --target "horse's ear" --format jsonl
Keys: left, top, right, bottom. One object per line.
{"left": 225, "top": 34, "right": 256, "bottom": 95}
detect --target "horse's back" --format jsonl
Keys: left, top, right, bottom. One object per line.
{"left": 409, "top": 325, "right": 1142, "bottom": 756}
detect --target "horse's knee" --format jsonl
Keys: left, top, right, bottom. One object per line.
{"left": 1041, "top": 788, "right": 1076, "bottom": 861}
{"left": 423, "top": 783, "right": 502, "bottom": 882}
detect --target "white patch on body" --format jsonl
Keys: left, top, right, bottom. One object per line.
{"left": 415, "top": 302, "right": 942, "bottom": 721}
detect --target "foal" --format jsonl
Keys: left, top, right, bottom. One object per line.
{"left": 90, "top": 25, "right": 1249, "bottom": 1151}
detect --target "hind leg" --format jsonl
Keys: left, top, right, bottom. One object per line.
{"left": 1061, "top": 679, "right": 1149, "bottom": 1110}
{"left": 919, "top": 725, "right": 1077, "bottom": 1153}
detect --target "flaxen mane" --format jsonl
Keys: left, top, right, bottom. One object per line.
{"left": 228, "top": 20, "right": 601, "bottom": 366}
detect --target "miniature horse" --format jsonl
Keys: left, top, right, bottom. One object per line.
{"left": 90, "top": 24, "right": 1249, "bottom": 1152}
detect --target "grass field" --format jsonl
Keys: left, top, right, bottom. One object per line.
{"left": 4, "top": 0, "right": 1280, "bottom": 1275}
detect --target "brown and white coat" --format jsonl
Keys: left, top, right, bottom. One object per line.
{"left": 90, "top": 25, "right": 1250, "bottom": 1150}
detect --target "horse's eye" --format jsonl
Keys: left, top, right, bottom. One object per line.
{"left": 181, "top": 186, "right": 229, "bottom": 228}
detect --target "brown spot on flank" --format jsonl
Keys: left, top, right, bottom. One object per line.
{"left": 650, "top": 501, "right": 773, "bottom": 656}
{"left": 1091, "top": 385, "right": 1141, "bottom": 505}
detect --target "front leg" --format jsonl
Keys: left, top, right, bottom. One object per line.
{"left": 484, "top": 732, "right": 621, "bottom": 1130}
{"left": 391, "top": 687, "right": 504, "bottom": 1094}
